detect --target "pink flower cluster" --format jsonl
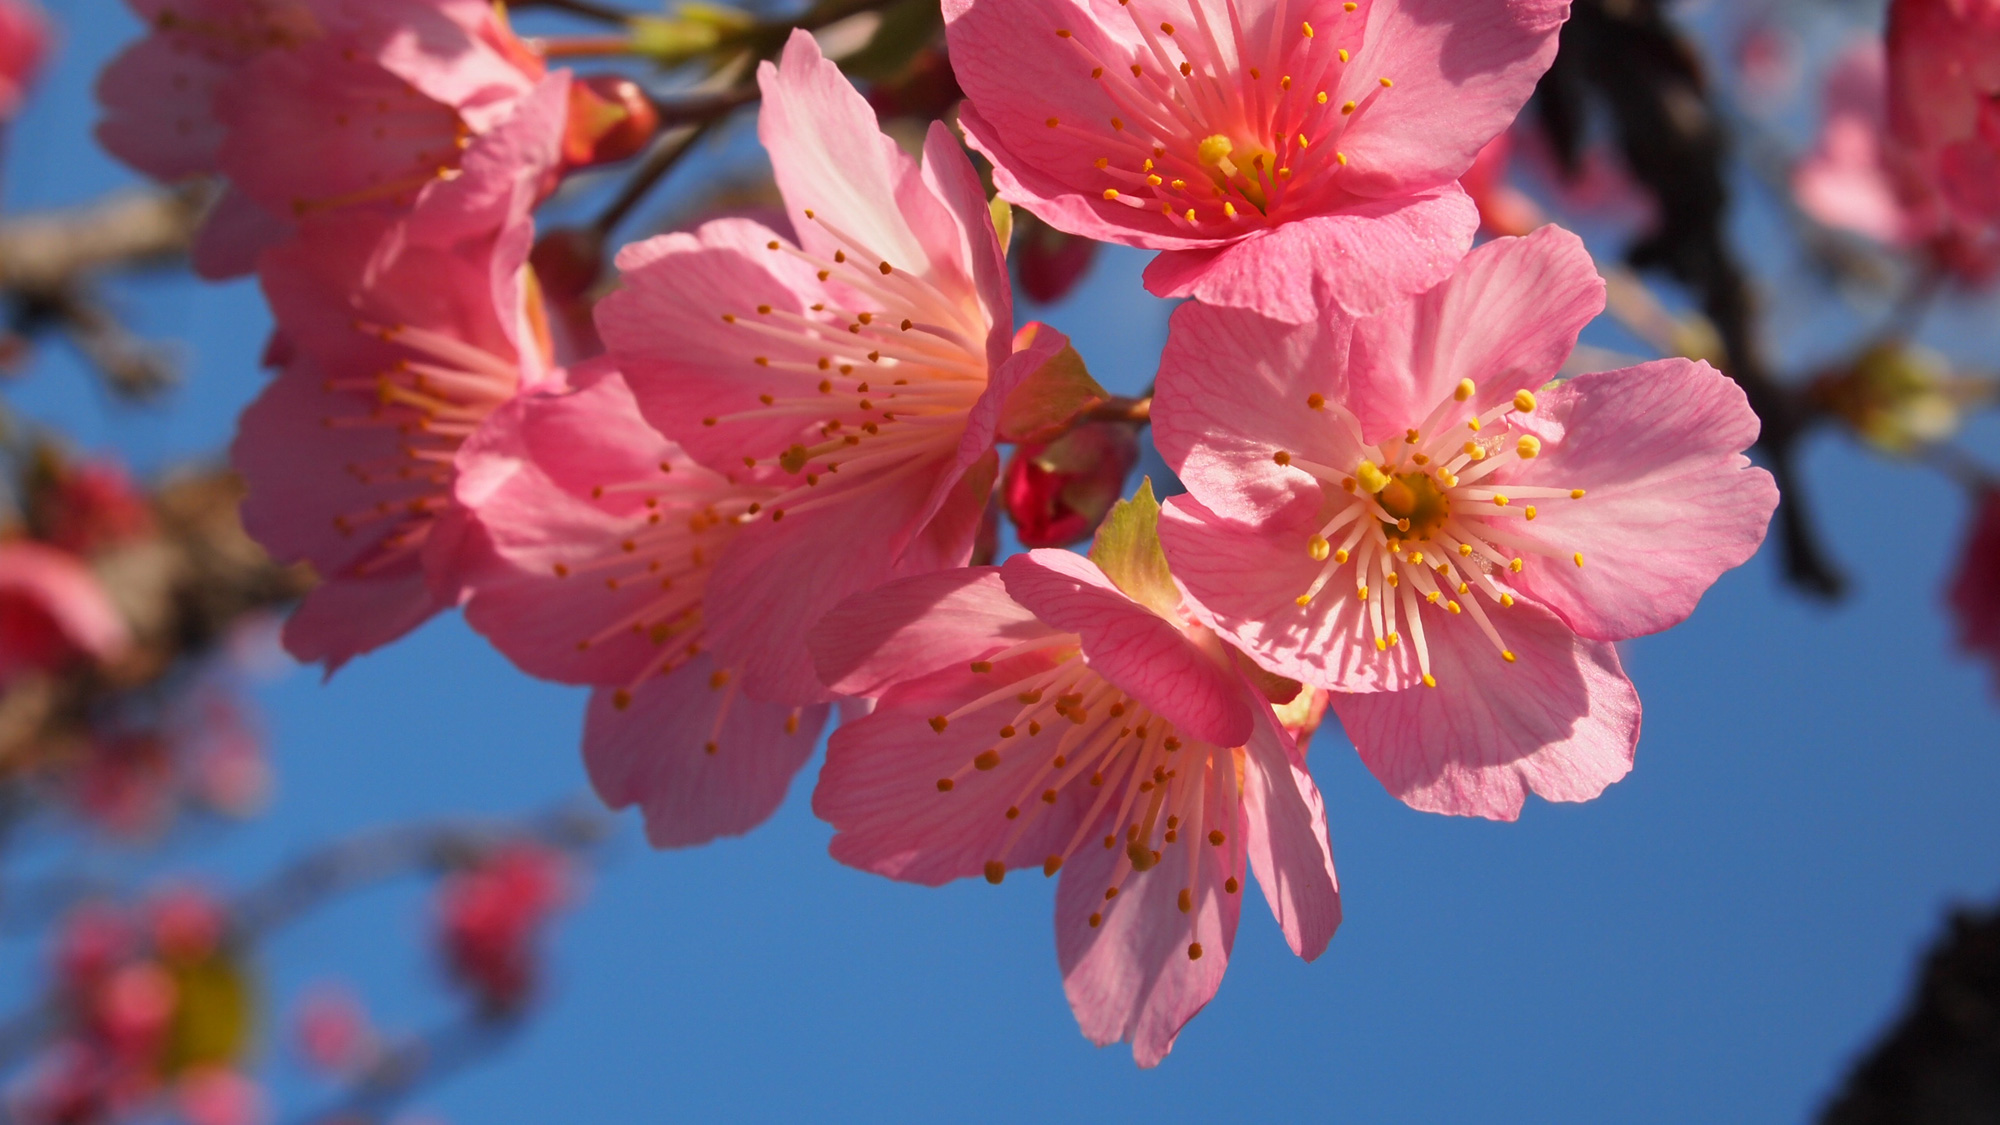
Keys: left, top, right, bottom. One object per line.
{"left": 100, "top": 0, "right": 1784, "bottom": 1066}
{"left": 1795, "top": 0, "right": 2000, "bottom": 282}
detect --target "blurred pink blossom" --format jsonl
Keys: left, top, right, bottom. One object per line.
{"left": 293, "top": 984, "right": 375, "bottom": 1075}
{"left": 0, "top": 0, "right": 46, "bottom": 121}
{"left": 0, "top": 541, "right": 129, "bottom": 684}
{"left": 436, "top": 843, "right": 570, "bottom": 1015}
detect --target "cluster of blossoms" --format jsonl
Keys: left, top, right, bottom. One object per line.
{"left": 84, "top": 0, "right": 1884, "bottom": 1066}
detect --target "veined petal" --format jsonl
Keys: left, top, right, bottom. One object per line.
{"left": 1328, "top": 599, "right": 1639, "bottom": 821}
{"left": 1240, "top": 700, "right": 1340, "bottom": 959}
{"left": 809, "top": 567, "right": 1058, "bottom": 699}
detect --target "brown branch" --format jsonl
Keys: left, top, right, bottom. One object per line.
{"left": 1536, "top": 0, "right": 1845, "bottom": 598}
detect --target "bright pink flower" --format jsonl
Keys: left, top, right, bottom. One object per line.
{"left": 809, "top": 489, "right": 1338, "bottom": 1066}
{"left": 455, "top": 371, "right": 831, "bottom": 846}
{"left": 0, "top": 541, "right": 129, "bottom": 684}
{"left": 1948, "top": 487, "right": 2000, "bottom": 689}
{"left": 1887, "top": 0, "right": 2000, "bottom": 231}
{"left": 436, "top": 842, "right": 569, "bottom": 1015}
{"left": 597, "top": 32, "right": 1054, "bottom": 704}
{"left": 1152, "top": 226, "right": 1779, "bottom": 819}
{"left": 0, "top": 0, "right": 47, "bottom": 121}
{"left": 1796, "top": 39, "right": 2000, "bottom": 281}
{"left": 1002, "top": 420, "right": 1142, "bottom": 547}
{"left": 231, "top": 189, "right": 553, "bottom": 670}
{"left": 95, "top": 0, "right": 562, "bottom": 276}
{"left": 943, "top": 0, "right": 1570, "bottom": 321}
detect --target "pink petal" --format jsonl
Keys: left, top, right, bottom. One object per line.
{"left": 596, "top": 217, "right": 839, "bottom": 470}
{"left": 583, "top": 656, "right": 830, "bottom": 849}
{"left": 1141, "top": 187, "right": 1479, "bottom": 321}
{"left": 1334, "top": 0, "right": 1569, "bottom": 196}
{"left": 279, "top": 561, "right": 452, "bottom": 674}
{"left": 1502, "top": 359, "right": 1777, "bottom": 641}
{"left": 808, "top": 567, "right": 1057, "bottom": 699}
{"left": 93, "top": 17, "right": 241, "bottom": 181}
{"left": 1328, "top": 599, "right": 1640, "bottom": 821}
{"left": 1239, "top": 701, "right": 1340, "bottom": 959}
{"left": 0, "top": 542, "right": 130, "bottom": 675}
{"left": 405, "top": 71, "right": 568, "bottom": 251}
{"left": 188, "top": 188, "right": 292, "bottom": 281}
{"left": 701, "top": 448, "right": 967, "bottom": 705}
{"left": 456, "top": 374, "right": 718, "bottom": 684}
{"left": 813, "top": 656, "right": 1093, "bottom": 885}
{"left": 1055, "top": 757, "right": 1240, "bottom": 1068}
{"left": 1000, "top": 549, "right": 1255, "bottom": 747}
{"left": 945, "top": 5, "right": 1217, "bottom": 254}
{"left": 919, "top": 118, "right": 1017, "bottom": 377}
{"left": 1151, "top": 298, "right": 1355, "bottom": 525}
{"left": 757, "top": 31, "right": 965, "bottom": 282}
{"left": 1160, "top": 493, "right": 1421, "bottom": 692}
{"left": 1347, "top": 224, "right": 1604, "bottom": 444}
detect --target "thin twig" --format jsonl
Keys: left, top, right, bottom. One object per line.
{"left": 589, "top": 120, "right": 723, "bottom": 236}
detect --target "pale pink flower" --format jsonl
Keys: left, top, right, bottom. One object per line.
{"left": 455, "top": 371, "right": 831, "bottom": 846}
{"left": 293, "top": 984, "right": 375, "bottom": 1075}
{"left": 1887, "top": 0, "right": 2000, "bottom": 231}
{"left": 809, "top": 489, "right": 1339, "bottom": 1066}
{"left": 1152, "top": 226, "right": 1779, "bottom": 819}
{"left": 95, "top": 0, "right": 560, "bottom": 276}
{"left": 0, "top": 541, "right": 129, "bottom": 684}
{"left": 943, "top": 0, "right": 1570, "bottom": 321}
{"left": 0, "top": 0, "right": 47, "bottom": 121}
{"left": 598, "top": 31, "right": 1057, "bottom": 704}
{"left": 1796, "top": 38, "right": 2000, "bottom": 281}
{"left": 231, "top": 193, "right": 554, "bottom": 670}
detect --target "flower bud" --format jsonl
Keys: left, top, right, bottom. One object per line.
{"left": 1015, "top": 216, "right": 1101, "bottom": 305}
{"left": 1003, "top": 421, "right": 1141, "bottom": 548}
{"left": 561, "top": 74, "right": 661, "bottom": 170}
{"left": 436, "top": 843, "right": 571, "bottom": 1017}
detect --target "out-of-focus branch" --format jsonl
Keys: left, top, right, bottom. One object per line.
{"left": 1537, "top": 0, "right": 1846, "bottom": 599}
{"left": 296, "top": 1016, "right": 521, "bottom": 1125}
{"left": 230, "top": 804, "right": 608, "bottom": 940}
{"left": 1, "top": 184, "right": 208, "bottom": 398}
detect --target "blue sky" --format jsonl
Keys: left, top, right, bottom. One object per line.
{"left": 6, "top": 1, "right": 1999, "bottom": 1120}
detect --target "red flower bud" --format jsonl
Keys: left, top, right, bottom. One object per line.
{"left": 1003, "top": 421, "right": 1141, "bottom": 548}
{"left": 435, "top": 843, "right": 571, "bottom": 1017}
{"left": 530, "top": 228, "right": 606, "bottom": 303}
{"left": 1015, "top": 217, "right": 1101, "bottom": 305}
{"left": 562, "top": 74, "right": 661, "bottom": 169}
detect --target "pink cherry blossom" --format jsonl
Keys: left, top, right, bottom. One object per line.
{"left": 0, "top": 0, "right": 47, "bottom": 122}
{"left": 1152, "top": 225, "right": 1779, "bottom": 819}
{"left": 943, "top": 0, "right": 1571, "bottom": 321}
{"left": 455, "top": 371, "right": 831, "bottom": 847}
{"left": 436, "top": 842, "right": 569, "bottom": 1015}
{"left": 1796, "top": 38, "right": 2000, "bottom": 282}
{"left": 231, "top": 191, "right": 554, "bottom": 670}
{"left": 597, "top": 31, "right": 1055, "bottom": 705}
{"left": 0, "top": 541, "right": 130, "bottom": 685}
{"left": 808, "top": 500, "right": 1339, "bottom": 1067}
{"left": 95, "top": 0, "right": 560, "bottom": 276}
{"left": 1887, "top": 0, "right": 2000, "bottom": 232}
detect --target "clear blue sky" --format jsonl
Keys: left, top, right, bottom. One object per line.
{"left": 6, "top": 1, "right": 1999, "bottom": 1120}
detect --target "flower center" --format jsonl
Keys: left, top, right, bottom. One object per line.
{"left": 1049, "top": 0, "right": 1392, "bottom": 231}
{"left": 1274, "top": 380, "right": 1589, "bottom": 687}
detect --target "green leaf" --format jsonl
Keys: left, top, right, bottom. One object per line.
{"left": 996, "top": 326, "right": 1108, "bottom": 443}
{"left": 1088, "top": 478, "right": 1180, "bottom": 617}
{"left": 989, "top": 197, "right": 1013, "bottom": 257}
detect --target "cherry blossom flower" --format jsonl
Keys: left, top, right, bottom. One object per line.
{"left": 0, "top": 0, "right": 47, "bottom": 122}
{"left": 231, "top": 190, "right": 555, "bottom": 670}
{"left": 943, "top": 0, "right": 1570, "bottom": 321}
{"left": 95, "top": 0, "right": 562, "bottom": 275}
{"left": 293, "top": 984, "right": 375, "bottom": 1076}
{"left": 597, "top": 31, "right": 1061, "bottom": 704}
{"left": 1152, "top": 226, "right": 1778, "bottom": 819}
{"left": 810, "top": 486, "right": 1338, "bottom": 1066}
{"left": 455, "top": 371, "right": 831, "bottom": 847}
{"left": 1796, "top": 39, "right": 2000, "bottom": 282}
{"left": 436, "top": 843, "right": 570, "bottom": 1016}
{"left": 1887, "top": 0, "right": 2000, "bottom": 233}
{"left": 0, "top": 541, "right": 130, "bottom": 685}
